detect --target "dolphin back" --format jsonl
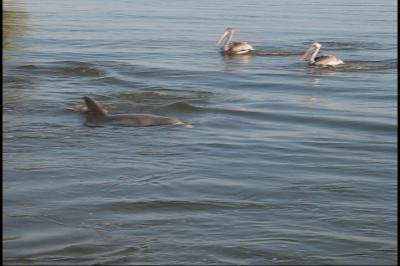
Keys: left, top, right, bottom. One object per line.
{"left": 82, "top": 96, "right": 188, "bottom": 127}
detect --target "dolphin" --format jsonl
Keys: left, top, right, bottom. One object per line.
{"left": 83, "top": 96, "right": 186, "bottom": 127}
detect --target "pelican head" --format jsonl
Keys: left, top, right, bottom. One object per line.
{"left": 217, "top": 27, "right": 235, "bottom": 46}
{"left": 301, "top": 42, "right": 322, "bottom": 61}
{"left": 225, "top": 27, "right": 235, "bottom": 34}
{"left": 311, "top": 42, "right": 321, "bottom": 49}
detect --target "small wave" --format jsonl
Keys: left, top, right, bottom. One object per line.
{"left": 99, "top": 200, "right": 235, "bottom": 211}
{"left": 305, "top": 59, "right": 397, "bottom": 74}
{"left": 16, "top": 64, "right": 37, "bottom": 70}
{"left": 92, "top": 76, "right": 144, "bottom": 88}
{"left": 67, "top": 103, "right": 88, "bottom": 113}
{"left": 42, "top": 244, "right": 110, "bottom": 256}
{"left": 302, "top": 40, "right": 387, "bottom": 51}
{"left": 118, "top": 91, "right": 178, "bottom": 103}
{"left": 166, "top": 101, "right": 202, "bottom": 112}
{"left": 116, "top": 88, "right": 211, "bottom": 104}
{"left": 63, "top": 66, "right": 106, "bottom": 77}
{"left": 15, "top": 61, "right": 107, "bottom": 78}
{"left": 157, "top": 88, "right": 212, "bottom": 101}
{"left": 3, "top": 75, "right": 33, "bottom": 88}
{"left": 209, "top": 107, "right": 396, "bottom": 134}
{"left": 68, "top": 96, "right": 114, "bottom": 113}
{"left": 285, "top": 183, "right": 354, "bottom": 193}
{"left": 96, "top": 199, "right": 281, "bottom": 212}
{"left": 252, "top": 50, "right": 302, "bottom": 56}
{"left": 341, "top": 59, "right": 397, "bottom": 71}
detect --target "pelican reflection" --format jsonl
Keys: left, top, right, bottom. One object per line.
{"left": 220, "top": 53, "right": 252, "bottom": 71}
{"left": 307, "top": 65, "right": 339, "bottom": 86}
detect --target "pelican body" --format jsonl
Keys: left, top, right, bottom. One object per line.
{"left": 217, "top": 27, "right": 254, "bottom": 55}
{"left": 301, "top": 42, "right": 344, "bottom": 67}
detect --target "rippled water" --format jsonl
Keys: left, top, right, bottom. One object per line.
{"left": 3, "top": 0, "right": 397, "bottom": 265}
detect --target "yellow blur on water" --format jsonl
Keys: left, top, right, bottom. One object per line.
{"left": 3, "top": 0, "right": 29, "bottom": 54}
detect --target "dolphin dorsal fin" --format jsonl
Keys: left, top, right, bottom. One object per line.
{"left": 84, "top": 96, "right": 108, "bottom": 120}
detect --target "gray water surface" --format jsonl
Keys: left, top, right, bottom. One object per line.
{"left": 3, "top": 0, "right": 397, "bottom": 265}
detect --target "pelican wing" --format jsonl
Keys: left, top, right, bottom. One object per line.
{"left": 314, "top": 55, "right": 344, "bottom": 66}
{"left": 229, "top": 42, "right": 254, "bottom": 53}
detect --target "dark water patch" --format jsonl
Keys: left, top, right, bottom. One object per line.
{"left": 63, "top": 66, "right": 106, "bottom": 77}
{"left": 210, "top": 107, "right": 397, "bottom": 134}
{"left": 91, "top": 76, "right": 145, "bottom": 88}
{"left": 15, "top": 61, "right": 107, "bottom": 78}
{"left": 16, "top": 64, "right": 38, "bottom": 70}
{"left": 98, "top": 199, "right": 239, "bottom": 212}
{"left": 117, "top": 91, "right": 180, "bottom": 103}
{"left": 284, "top": 183, "right": 355, "bottom": 193}
{"left": 299, "top": 139, "right": 395, "bottom": 154}
{"left": 27, "top": 243, "right": 134, "bottom": 258}
{"left": 200, "top": 245, "right": 335, "bottom": 265}
{"left": 3, "top": 74, "right": 35, "bottom": 92}
{"left": 118, "top": 65, "right": 197, "bottom": 78}
{"left": 104, "top": 91, "right": 190, "bottom": 113}
{"left": 291, "top": 113, "right": 397, "bottom": 134}
{"left": 112, "top": 88, "right": 211, "bottom": 108}
{"left": 156, "top": 88, "right": 212, "bottom": 102}
{"left": 5, "top": 241, "right": 146, "bottom": 265}
{"left": 4, "top": 97, "right": 73, "bottom": 115}
{"left": 4, "top": 75, "right": 31, "bottom": 84}
{"left": 95, "top": 199, "right": 311, "bottom": 213}
{"left": 57, "top": 61, "right": 107, "bottom": 77}
{"left": 106, "top": 61, "right": 219, "bottom": 80}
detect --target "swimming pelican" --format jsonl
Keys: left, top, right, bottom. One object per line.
{"left": 301, "top": 42, "right": 344, "bottom": 67}
{"left": 217, "top": 27, "right": 254, "bottom": 55}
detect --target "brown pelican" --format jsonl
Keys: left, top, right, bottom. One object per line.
{"left": 301, "top": 42, "right": 344, "bottom": 67}
{"left": 217, "top": 27, "right": 254, "bottom": 55}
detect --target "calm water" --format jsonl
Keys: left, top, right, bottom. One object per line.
{"left": 3, "top": 0, "right": 397, "bottom": 264}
